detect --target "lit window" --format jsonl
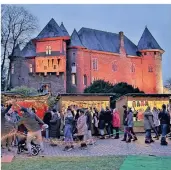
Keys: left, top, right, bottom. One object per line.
{"left": 148, "top": 65, "right": 153, "bottom": 72}
{"left": 11, "top": 63, "right": 14, "bottom": 74}
{"left": 92, "top": 58, "right": 98, "bottom": 71}
{"left": 46, "top": 46, "right": 52, "bottom": 55}
{"left": 131, "top": 63, "right": 135, "bottom": 73}
{"left": 29, "top": 64, "right": 33, "bottom": 73}
{"left": 83, "top": 75, "right": 87, "bottom": 86}
{"left": 72, "top": 73, "right": 76, "bottom": 85}
{"left": 112, "top": 62, "right": 117, "bottom": 72}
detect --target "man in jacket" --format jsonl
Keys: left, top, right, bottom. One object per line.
{"left": 121, "top": 105, "right": 128, "bottom": 141}
{"left": 104, "top": 106, "right": 112, "bottom": 137}
{"left": 159, "top": 104, "right": 170, "bottom": 145}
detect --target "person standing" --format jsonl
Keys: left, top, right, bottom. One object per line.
{"left": 144, "top": 107, "right": 157, "bottom": 143}
{"left": 77, "top": 109, "right": 88, "bottom": 149}
{"left": 104, "top": 106, "right": 112, "bottom": 138}
{"left": 63, "top": 109, "right": 74, "bottom": 151}
{"left": 121, "top": 105, "right": 128, "bottom": 141}
{"left": 112, "top": 109, "right": 120, "bottom": 139}
{"left": 99, "top": 108, "right": 105, "bottom": 139}
{"left": 126, "top": 108, "right": 137, "bottom": 143}
{"left": 152, "top": 107, "right": 160, "bottom": 138}
{"left": 93, "top": 112, "right": 99, "bottom": 137}
{"left": 43, "top": 111, "right": 52, "bottom": 139}
{"left": 159, "top": 104, "right": 170, "bottom": 145}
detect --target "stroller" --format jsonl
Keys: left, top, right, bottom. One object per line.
{"left": 17, "top": 131, "right": 41, "bottom": 156}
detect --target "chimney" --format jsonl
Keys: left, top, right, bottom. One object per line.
{"left": 119, "top": 31, "right": 126, "bottom": 55}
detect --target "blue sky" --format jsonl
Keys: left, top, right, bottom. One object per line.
{"left": 20, "top": 4, "right": 171, "bottom": 83}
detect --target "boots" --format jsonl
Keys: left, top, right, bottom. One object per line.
{"left": 126, "top": 138, "right": 131, "bottom": 143}
{"left": 114, "top": 133, "right": 119, "bottom": 139}
{"left": 132, "top": 136, "right": 138, "bottom": 141}
{"left": 161, "top": 137, "right": 168, "bottom": 146}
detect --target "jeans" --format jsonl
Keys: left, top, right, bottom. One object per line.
{"left": 161, "top": 124, "right": 168, "bottom": 137}
{"left": 128, "top": 127, "right": 136, "bottom": 139}
{"left": 27, "top": 130, "right": 44, "bottom": 154}
{"left": 123, "top": 126, "right": 128, "bottom": 139}
{"left": 45, "top": 128, "right": 49, "bottom": 139}
{"left": 145, "top": 129, "right": 152, "bottom": 140}
{"left": 113, "top": 127, "right": 119, "bottom": 137}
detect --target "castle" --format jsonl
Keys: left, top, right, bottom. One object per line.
{"left": 9, "top": 18, "right": 164, "bottom": 95}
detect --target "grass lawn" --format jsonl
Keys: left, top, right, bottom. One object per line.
{"left": 1, "top": 156, "right": 125, "bottom": 170}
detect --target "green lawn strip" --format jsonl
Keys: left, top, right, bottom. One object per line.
{"left": 1, "top": 156, "right": 125, "bottom": 170}
{"left": 120, "top": 155, "right": 171, "bottom": 170}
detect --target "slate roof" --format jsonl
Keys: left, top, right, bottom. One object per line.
{"left": 60, "top": 22, "right": 69, "bottom": 36}
{"left": 77, "top": 27, "right": 138, "bottom": 56}
{"left": 137, "top": 27, "right": 163, "bottom": 51}
{"left": 36, "top": 18, "right": 64, "bottom": 39}
{"left": 69, "top": 29, "right": 85, "bottom": 48}
{"left": 13, "top": 44, "right": 21, "bottom": 57}
{"left": 21, "top": 40, "right": 36, "bottom": 57}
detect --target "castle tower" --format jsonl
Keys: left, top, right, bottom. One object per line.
{"left": 138, "top": 27, "right": 164, "bottom": 94}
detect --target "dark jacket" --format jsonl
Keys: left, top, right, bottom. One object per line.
{"left": 43, "top": 111, "right": 52, "bottom": 126}
{"left": 18, "top": 108, "right": 44, "bottom": 132}
{"left": 104, "top": 109, "right": 112, "bottom": 124}
{"left": 144, "top": 110, "right": 155, "bottom": 130}
{"left": 159, "top": 110, "right": 170, "bottom": 125}
{"left": 99, "top": 110, "right": 105, "bottom": 129}
{"left": 86, "top": 111, "right": 92, "bottom": 130}
{"left": 123, "top": 109, "right": 128, "bottom": 126}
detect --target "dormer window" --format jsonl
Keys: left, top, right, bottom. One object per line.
{"left": 46, "top": 46, "right": 52, "bottom": 55}
{"left": 29, "top": 64, "right": 33, "bottom": 73}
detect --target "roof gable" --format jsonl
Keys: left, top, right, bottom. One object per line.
{"left": 21, "top": 40, "right": 36, "bottom": 57}
{"left": 137, "top": 27, "right": 163, "bottom": 51}
{"left": 69, "top": 29, "right": 84, "bottom": 48}
{"left": 60, "top": 22, "right": 69, "bottom": 36}
{"left": 36, "top": 18, "right": 64, "bottom": 39}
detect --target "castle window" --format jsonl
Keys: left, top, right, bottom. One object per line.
{"left": 131, "top": 63, "right": 135, "bottom": 73}
{"left": 11, "top": 63, "right": 14, "bottom": 74}
{"left": 92, "top": 58, "right": 98, "bottom": 71}
{"left": 154, "top": 52, "right": 157, "bottom": 55}
{"left": 144, "top": 52, "right": 147, "bottom": 55}
{"left": 29, "top": 64, "right": 33, "bottom": 73}
{"left": 148, "top": 65, "right": 153, "bottom": 72}
{"left": 83, "top": 75, "right": 87, "bottom": 86}
{"left": 72, "top": 62, "right": 76, "bottom": 67}
{"left": 112, "top": 62, "right": 117, "bottom": 72}
{"left": 54, "top": 65, "right": 56, "bottom": 69}
{"left": 46, "top": 46, "right": 52, "bottom": 55}
{"left": 71, "top": 73, "right": 76, "bottom": 85}
{"left": 44, "top": 66, "right": 47, "bottom": 70}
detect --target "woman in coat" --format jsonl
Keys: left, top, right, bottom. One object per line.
{"left": 144, "top": 107, "right": 158, "bottom": 143}
{"left": 63, "top": 109, "right": 74, "bottom": 151}
{"left": 112, "top": 109, "right": 120, "bottom": 139}
{"left": 98, "top": 108, "right": 106, "bottom": 139}
{"left": 77, "top": 109, "right": 88, "bottom": 148}
{"left": 152, "top": 107, "right": 160, "bottom": 137}
{"left": 49, "top": 109, "right": 59, "bottom": 139}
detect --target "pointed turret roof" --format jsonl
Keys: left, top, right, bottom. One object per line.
{"left": 60, "top": 22, "right": 69, "bottom": 36}
{"left": 137, "top": 27, "right": 163, "bottom": 51}
{"left": 21, "top": 40, "right": 36, "bottom": 57}
{"left": 36, "top": 18, "right": 64, "bottom": 39}
{"left": 13, "top": 44, "right": 21, "bottom": 57}
{"left": 69, "top": 29, "right": 85, "bottom": 48}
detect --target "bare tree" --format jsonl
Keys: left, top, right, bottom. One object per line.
{"left": 1, "top": 5, "right": 39, "bottom": 90}
{"left": 165, "top": 78, "right": 171, "bottom": 91}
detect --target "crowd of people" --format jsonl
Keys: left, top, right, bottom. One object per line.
{"left": 1, "top": 100, "right": 171, "bottom": 156}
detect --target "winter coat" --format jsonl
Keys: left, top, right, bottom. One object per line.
{"left": 123, "top": 109, "right": 128, "bottom": 126}
{"left": 86, "top": 111, "right": 92, "bottom": 130}
{"left": 104, "top": 109, "right": 112, "bottom": 124}
{"left": 77, "top": 115, "right": 87, "bottom": 136}
{"left": 152, "top": 110, "right": 160, "bottom": 127}
{"left": 159, "top": 110, "right": 170, "bottom": 125}
{"left": 98, "top": 110, "right": 105, "bottom": 129}
{"left": 93, "top": 115, "right": 99, "bottom": 128}
{"left": 127, "top": 111, "right": 134, "bottom": 127}
{"left": 43, "top": 112, "right": 52, "bottom": 126}
{"left": 49, "top": 113, "right": 60, "bottom": 138}
{"left": 64, "top": 115, "right": 74, "bottom": 140}
{"left": 112, "top": 111, "right": 121, "bottom": 128}
{"left": 144, "top": 110, "right": 155, "bottom": 130}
